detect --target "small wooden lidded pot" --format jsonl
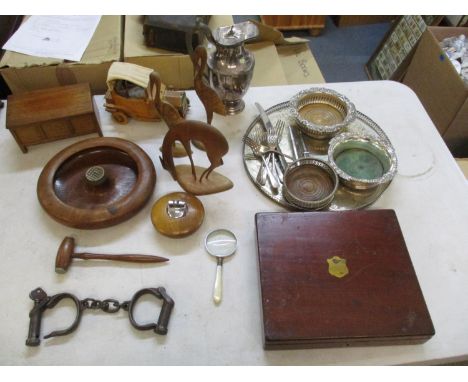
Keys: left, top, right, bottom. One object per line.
{"left": 151, "top": 192, "right": 205, "bottom": 237}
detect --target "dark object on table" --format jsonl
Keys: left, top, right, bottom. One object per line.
{"left": 37, "top": 137, "right": 156, "bottom": 229}
{"left": 143, "top": 15, "right": 210, "bottom": 54}
{"left": 26, "top": 286, "right": 174, "bottom": 346}
{"left": 55, "top": 236, "right": 169, "bottom": 273}
{"left": 0, "top": 16, "right": 23, "bottom": 100}
{"left": 255, "top": 210, "right": 435, "bottom": 350}
{"left": 0, "top": 15, "right": 23, "bottom": 47}
{"left": 6, "top": 83, "right": 102, "bottom": 153}
{"left": 0, "top": 100, "right": 4, "bottom": 109}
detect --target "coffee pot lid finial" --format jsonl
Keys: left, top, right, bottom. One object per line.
{"left": 213, "top": 21, "right": 259, "bottom": 47}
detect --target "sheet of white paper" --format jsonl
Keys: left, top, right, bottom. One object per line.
{"left": 2, "top": 15, "right": 102, "bottom": 62}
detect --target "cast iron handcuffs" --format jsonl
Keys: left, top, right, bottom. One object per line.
{"left": 26, "top": 286, "right": 174, "bottom": 346}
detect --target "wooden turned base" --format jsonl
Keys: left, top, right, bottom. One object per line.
{"left": 175, "top": 165, "right": 233, "bottom": 195}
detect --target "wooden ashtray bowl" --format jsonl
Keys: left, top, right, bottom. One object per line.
{"left": 37, "top": 137, "right": 156, "bottom": 229}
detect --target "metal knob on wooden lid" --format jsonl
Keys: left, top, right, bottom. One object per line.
{"left": 151, "top": 192, "right": 204, "bottom": 237}
{"left": 85, "top": 166, "right": 106, "bottom": 186}
{"left": 166, "top": 200, "right": 188, "bottom": 219}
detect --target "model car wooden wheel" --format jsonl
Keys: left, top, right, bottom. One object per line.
{"left": 112, "top": 111, "right": 129, "bottom": 124}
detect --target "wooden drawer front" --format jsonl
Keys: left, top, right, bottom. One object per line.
{"left": 15, "top": 124, "right": 45, "bottom": 145}
{"left": 261, "top": 15, "right": 326, "bottom": 28}
{"left": 71, "top": 114, "right": 98, "bottom": 134}
{"left": 41, "top": 120, "right": 72, "bottom": 140}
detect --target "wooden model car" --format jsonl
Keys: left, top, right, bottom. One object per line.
{"left": 104, "top": 62, "right": 189, "bottom": 124}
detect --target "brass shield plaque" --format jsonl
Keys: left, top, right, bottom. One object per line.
{"left": 327, "top": 256, "right": 349, "bottom": 278}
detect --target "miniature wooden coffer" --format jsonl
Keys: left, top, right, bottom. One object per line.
{"left": 6, "top": 83, "right": 102, "bottom": 153}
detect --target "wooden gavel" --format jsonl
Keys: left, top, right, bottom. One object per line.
{"left": 55, "top": 237, "right": 169, "bottom": 273}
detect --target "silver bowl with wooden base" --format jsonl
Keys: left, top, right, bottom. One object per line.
{"left": 328, "top": 133, "right": 398, "bottom": 190}
{"left": 289, "top": 88, "right": 357, "bottom": 140}
{"left": 283, "top": 158, "right": 339, "bottom": 210}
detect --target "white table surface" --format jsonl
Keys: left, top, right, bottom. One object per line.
{"left": 0, "top": 81, "right": 467, "bottom": 366}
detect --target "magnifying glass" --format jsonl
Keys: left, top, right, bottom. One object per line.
{"left": 205, "top": 229, "right": 237, "bottom": 304}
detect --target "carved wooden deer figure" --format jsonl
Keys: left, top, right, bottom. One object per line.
{"left": 160, "top": 120, "right": 229, "bottom": 182}
{"left": 191, "top": 45, "right": 226, "bottom": 125}
{"left": 148, "top": 72, "right": 229, "bottom": 183}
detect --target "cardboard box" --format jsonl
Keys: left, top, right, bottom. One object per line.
{"left": 276, "top": 43, "right": 324, "bottom": 85}
{"left": 0, "top": 16, "right": 123, "bottom": 95}
{"left": 455, "top": 158, "right": 468, "bottom": 179}
{"left": 0, "top": 15, "right": 324, "bottom": 96}
{"left": 249, "top": 20, "right": 325, "bottom": 85}
{"left": 403, "top": 27, "right": 468, "bottom": 157}
{"left": 124, "top": 15, "right": 232, "bottom": 89}
{"left": 124, "top": 16, "right": 324, "bottom": 89}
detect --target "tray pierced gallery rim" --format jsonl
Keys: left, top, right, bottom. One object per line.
{"left": 242, "top": 101, "right": 395, "bottom": 211}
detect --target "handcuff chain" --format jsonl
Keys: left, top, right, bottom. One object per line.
{"left": 26, "top": 287, "right": 173, "bottom": 346}
{"left": 80, "top": 298, "right": 121, "bottom": 313}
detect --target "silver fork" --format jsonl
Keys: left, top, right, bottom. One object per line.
{"left": 243, "top": 135, "right": 279, "bottom": 192}
{"left": 274, "top": 121, "right": 286, "bottom": 182}
{"left": 243, "top": 133, "right": 294, "bottom": 158}
{"left": 262, "top": 121, "right": 285, "bottom": 183}
{"left": 256, "top": 130, "right": 277, "bottom": 184}
{"left": 252, "top": 130, "right": 269, "bottom": 185}
{"left": 250, "top": 131, "right": 280, "bottom": 190}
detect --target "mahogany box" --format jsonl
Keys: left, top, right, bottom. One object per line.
{"left": 255, "top": 210, "right": 435, "bottom": 350}
{"left": 6, "top": 83, "right": 102, "bottom": 153}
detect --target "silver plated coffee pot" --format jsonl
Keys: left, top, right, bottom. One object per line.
{"left": 200, "top": 21, "right": 259, "bottom": 115}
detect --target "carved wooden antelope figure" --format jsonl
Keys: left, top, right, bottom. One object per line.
{"left": 191, "top": 45, "right": 226, "bottom": 125}
{"left": 160, "top": 120, "right": 229, "bottom": 182}
{"left": 148, "top": 72, "right": 229, "bottom": 183}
